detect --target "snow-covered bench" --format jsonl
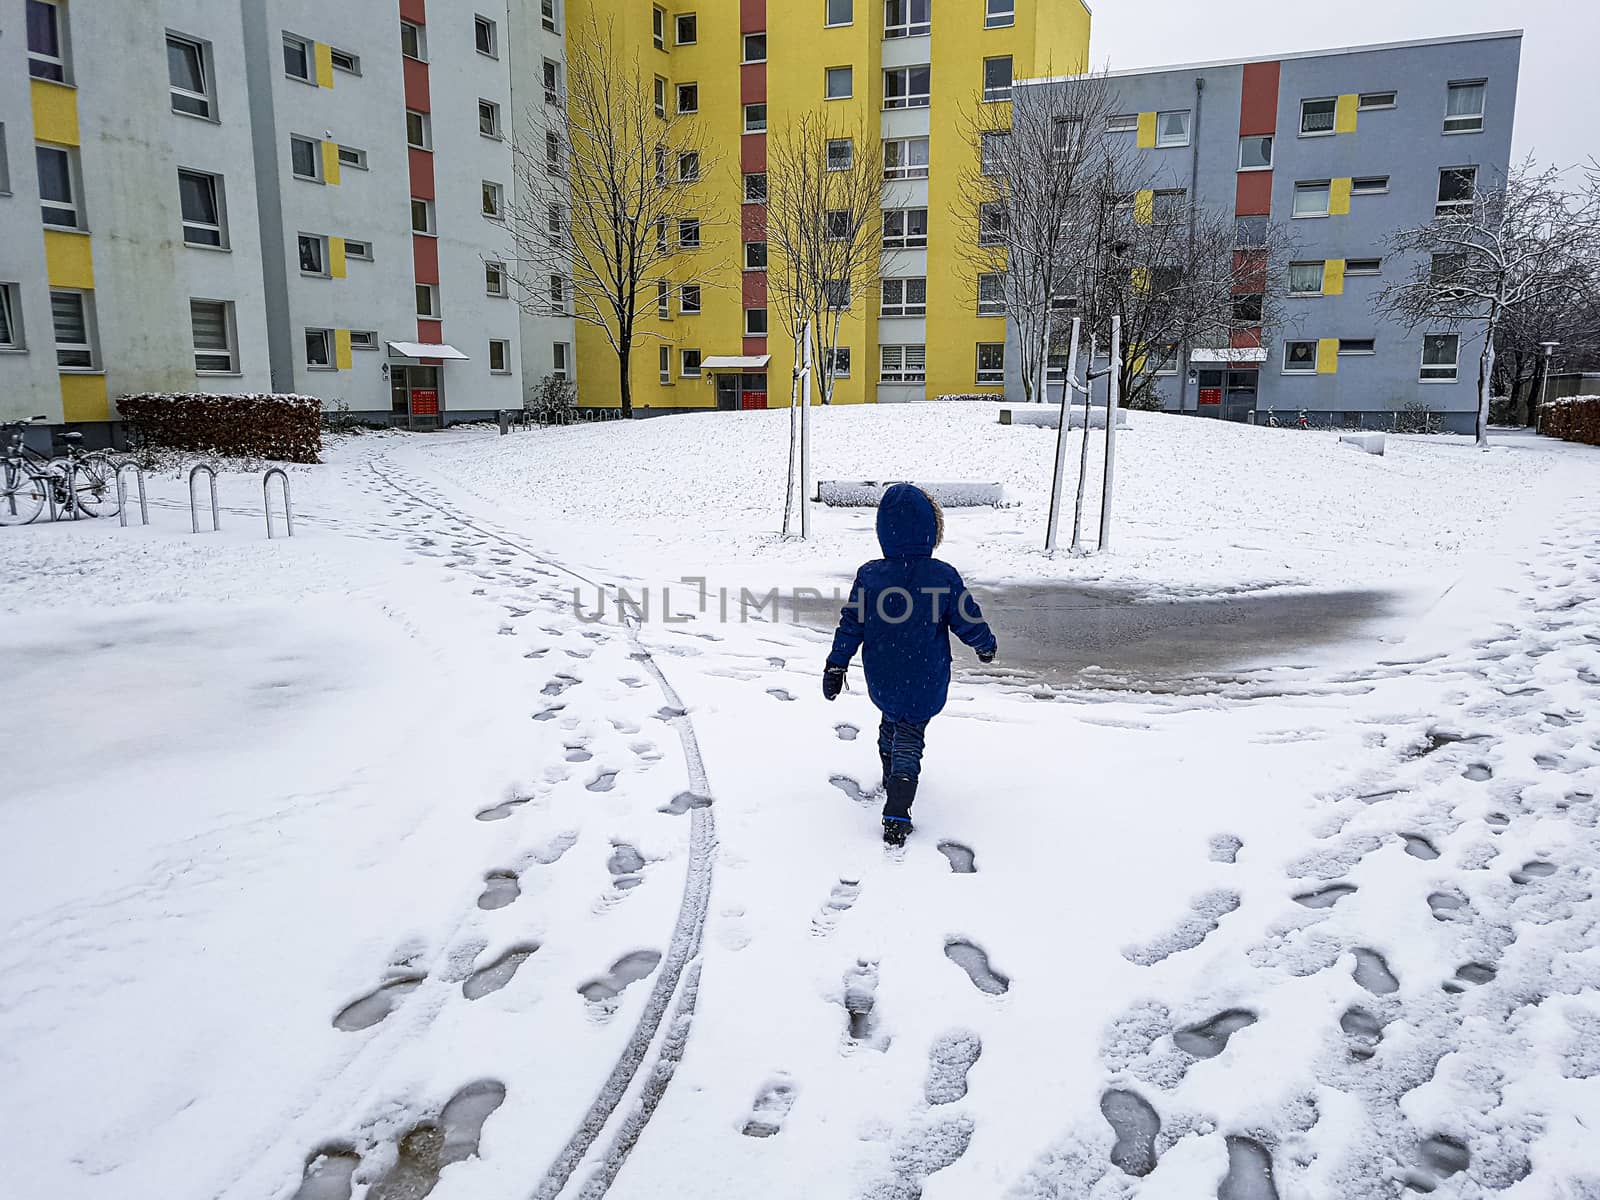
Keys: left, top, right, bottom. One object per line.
{"left": 1339, "top": 432, "right": 1386, "bottom": 456}
{"left": 999, "top": 407, "right": 1128, "bottom": 430}
{"left": 815, "top": 480, "right": 1006, "bottom": 508}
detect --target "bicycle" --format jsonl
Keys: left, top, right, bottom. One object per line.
{"left": 1, "top": 417, "right": 119, "bottom": 525}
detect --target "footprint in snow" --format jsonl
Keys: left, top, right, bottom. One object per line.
{"left": 586, "top": 769, "right": 619, "bottom": 793}
{"left": 1511, "top": 860, "right": 1557, "bottom": 884}
{"left": 478, "top": 871, "right": 520, "bottom": 910}
{"left": 578, "top": 950, "right": 662, "bottom": 1018}
{"left": 1351, "top": 948, "right": 1399, "bottom": 995}
{"left": 835, "top": 723, "right": 860, "bottom": 741}
{"left": 542, "top": 674, "right": 580, "bottom": 697}
{"left": 924, "top": 1030, "right": 982, "bottom": 1105}
{"left": 1402, "top": 835, "right": 1440, "bottom": 860}
{"left": 289, "top": 1146, "right": 360, "bottom": 1200}
{"left": 811, "top": 879, "right": 861, "bottom": 937}
{"left": 475, "top": 792, "right": 533, "bottom": 822}
{"left": 363, "top": 1080, "right": 506, "bottom": 1200}
{"left": 1173, "top": 1009, "right": 1257, "bottom": 1059}
{"left": 1121, "top": 890, "right": 1241, "bottom": 966}
{"left": 767, "top": 688, "right": 796, "bottom": 702}
{"left": 565, "top": 745, "right": 593, "bottom": 763}
{"left": 944, "top": 939, "right": 1009, "bottom": 996}
{"left": 1463, "top": 762, "right": 1494, "bottom": 782}
{"left": 462, "top": 945, "right": 540, "bottom": 1000}
{"left": 830, "top": 775, "right": 874, "bottom": 806}
{"left": 1340, "top": 1006, "right": 1385, "bottom": 1060}
{"left": 1293, "top": 883, "right": 1357, "bottom": 909}
{"left": 333, "top": 975, "right": 426, "bottom": 1032}
{"left": 1218, "top": 1136, "right": 1280, "bottom": 1200}
{"left": 741, "top": 1076, "right": 799, "bottom": 1137}
{"left": 607, "top": 842, "right": 647, "bottom": 891}
{"left": 659, "top": 790, "right": 713, "bottom": 816}
{"left": 531, "top": 704, "right": 566, "bottom": 722}
{"left": 937, "top": 841, "right": 977, "bottom": 874}
{"left": 1427, "top": 891, "right": 1470, "bottom": 921}
{"left": 1210, "top": 834, "right": 1244, "bottom": 864}
{"left": 1101, "top": 1089, "right": 1160, "bottom": 1177}
{"left": 1443, "top": 962, "right": 1496, "bottom": 993}
{"left": 841, "top": 960, "right": 887, "bottom": 1049}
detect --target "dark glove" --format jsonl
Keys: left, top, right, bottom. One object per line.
{"left": 978, "top": 646, "right": 997, "bottom": 664}
{"left": 822, "top": 664, "right": 846, "bottom": 701}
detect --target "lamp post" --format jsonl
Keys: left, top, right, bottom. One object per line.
{"left": 1536, "top": 340, "right": 1560, "bottom": 430}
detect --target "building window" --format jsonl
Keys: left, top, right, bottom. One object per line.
{"left": 1293, "top": 180, "right": 1331, "bottom": 218}
{"left": 676, "top": 13, "right": 697, "bottom": 44}
{"left": 976, "top": 343, "right": 1005, "bottom": 385}
{"left": 885, "top": 65, "right": 931, "bottom": 109}
{"left": 1436, "top": 167, "right": 1477, "bottom": 217}
{"left": 883, "top": 207, "right": 928, "bottom": 248}
{"left": 330, "top": 48, "right": 360, "bottom": 74}
{"left": 981, "top": 130, "right": 1010, "bottom": 175}
{"left": 400, "top": 20, "right": 426, "bottom": 61}
{"left": 290, "top": 135, "right": 321, "bottom": 180}
{"left": 406, "top": 111, "right": 432, "bottom": 150}
{"left": 0, "top": 283, "right": 22, "bottom": 350}
{"left": 745, "top": 241, "right": 768, "bottom": 270}
{"left": 744, "top": 172, "right": 768, "bottom": 203}
{"left": 885, "top": 0, "right": 931, "bottom": 38}
{"left": 411, "top": 197, "right": 436, "bottom": 234}
{"left": 167, "top": 35, "right": 214, "bottom": 119}
{"left": 1300, "top": 97, "right": 1337, "bottom": 135}
{"left": 826, "top": 66, "right": 854, "bottom": 100}
{"left": 655, "top": 76, "right": 667, "bottom": 118}
{"left": 305, "top": 327, "right": 333, "bottom": 367}
{"left": 1351, "top": 176, "right": 1389, "bottom": 196}
{"left": 656, "top": 280, "right": 670, "bottom": 318}
{"left": 652, "top": 6, "right": 665, "bottom": 50}
{"left": 679, "top": 217, "right": 701, "bottom": 249}
{"left": 824, "top": 209, "right": 853, "bottom": 241}
{"left": 298, "top": 233, "right": 328, "bottom": 275}
{"left": 977, "top": 273, "right": 1005, "bottom": 316}
{"left": 178, "top": 170, "right": 226, "bottom": 247}
{"left": 1107, "top": 113, "right": 1139, "bottom": 133}
{"left": 1346, "top": 258, "right": 1382, "bottom": 276}
{"left": 552, "top": 342, "right": 570, "bottom": 379}
{"left": 479, "top": 100, "right": 502, "bottom": 137}
{"left": 826, "top": 0, "right": 854, "bottom": 26}
{"left": 190, "top": 299, "right": 237, "bottom": 373}
{"left": 1339, "top": 338, "right": 1376, "bottom": 356}
{"left": 744, "top": 104, "right": 767, "bottom": 133}
{"left": 489, "top": 339, "right": 511, "bottom": 373}
{"left": 826, "top": 347, "right": 852, "bottom": 377}
{"left": 1233, "top": 294, "right": 1264, "bottom": 324}
{"left": 1283, "top": 340, "right": 1317, "bottom": 374}
{"left": 0, "top": 128, "right": 9, "bottom": 195}
{"left": 1289, "top": 262, "right": 1325, "bottom": 295}
{"left": 1445, "top": 81, "right": 1486, "bottom": 134}
{"left": 655, "top": 216, "right": 669, "bottom": 251}
{"left": 485, "top": 261, "right": 507, "bottom": 296}
{"left": 50, "top": 290, "right": 95, "bottom": 369}
{"left": 546, "top": 131, "right": 563, "bottom": 174}
{"left": 1151, "top": 188, "right": 1186, "bottom": 224}
{"left": 542, "top": 60, "right": 561, "bottom": 104}
{"left": 475, "top": 15, "right": 498, "bottom": 57}
{"left": 880, "top": 344, "right": 926, "bottom": 383}
{"left": 27, "top": 0, "right": 69, "bottom": 82}
{"left": 344, "top": 239, "right": 372, "bottom": 260}
{"left": 547, "top": 203, "right": 565, "bottom": 243}
{"left": 982, "top": 57, "right": 1012, "bottom": 103}
{"left": 542, "top": 0, "right": 558, "bottom": 33}
{"left": 1155, "top": 110, "right": 1191, "bottom": 147}
{"left": 743, "top": 34, "right": 767, "bottom": 62}
{"left": 350, "top": 332, "right": 379, "bottom": 352}
{"left": 681, "top": 284, "right": 702, "bottom": 314}
{"left": 985, "top": 0, "right": 1016, "bottom": 27}
{"left": 1421, "top": 334, "right": 1460, "bottom": 381}
{"left": 338, "top": 145, "right": 367, "bottom": 170}
{"left": 678, "top": 152, "right": 700, "bottom": 182}
{"left": 549, "top": 275, "right": 567, "bottom": 313}
{"left": 681, "top": 348, "right": 702, "bottom": 378}
{"left": 416, "top": 283, "right": 439, "bottom": 318}
{"left": 824, "top": 279, "right": 851, "bottom": 309}
{"left": 1359, "top": 91, "right": 1397, "bottom": 110}
{"left": 283, "top": 33, "right": 312, "bottom": 81}
{"left": 745, "top": 308, "right": 768, "bottom": 337}
{"left": 677, "top": 83, "right": 699, "bottom": 114}
{"left": 1239, "top": 135, "right": 1272, "bottom": 171}
{"left": 979, "top": 202, "right": 1007, "bottom": 246}
{"left": 881, "top": 277, "right": 927, "bottom": 317}
{"left": 827, "top": 138, "right": 855, "bottom": 171}
{"left": 482, "top": 181, "right": 505, "bottom": 219}
{"left": 883, "top": 137, "right": 929, "bottom": 180}
{"left": 36, "top": 145, "right": 81, "bottom": 228}
{"left": 659, "top": 345, "right": 672, "bottom": 383}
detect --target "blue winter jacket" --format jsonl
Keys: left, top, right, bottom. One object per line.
{"left": 826, "top": 484, "right": 998, "bottom": 723}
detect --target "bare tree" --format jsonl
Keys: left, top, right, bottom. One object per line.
{"left": 1494, "top": 265, "right": 1600, "bottom": 424}
{"left": 508, "top": 16, "right": 725, "bottom": 417}
{"left": 960, "top": 71, "right": 1130, "bottom": 404}
{"left": 1378, "top": 159, "right": 1600, "bottom": 447}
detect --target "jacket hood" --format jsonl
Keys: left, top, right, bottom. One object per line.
{"left": 876, "top": 484, "right": 942, "bottom": 559}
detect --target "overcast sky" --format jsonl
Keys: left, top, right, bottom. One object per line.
{"left": 1090, "top": 0, "right": 1596, "bottom": 171}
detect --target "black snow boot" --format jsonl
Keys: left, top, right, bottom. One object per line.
{"left": 882, "top": 775, "right": 918, "bottom": 846}
{"left": 879, "top": 753, "right": 893, "bottom": 792}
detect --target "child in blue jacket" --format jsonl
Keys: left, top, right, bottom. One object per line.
{"left": 823, "top": 484, "right": 998, "bottom": 846}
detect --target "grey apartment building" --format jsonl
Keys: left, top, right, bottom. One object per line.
{"left": 1006, "top": 31, "right": 1522, "bottom": 432}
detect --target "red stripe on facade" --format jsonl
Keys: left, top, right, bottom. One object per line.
{"left": 741, "top": 134, "right": 766, "bottom": 174}
{"left": 1235, "top": 171, "right": 1271, "bottom": 217}
{"left": 742, "top": 203, "right": 767, "bottom": 242}
{"left": 1238, "top": 60, "right": 1280, "bottom": 139}
{"left": 743, "top": 337, "right": 768, "bottom": 357}
{"left": 399, "top": 0, "right": 427, "bottom": 24}
{"left": 413, "top": 233, "right": 439, "bottom": 285}
{"left": 408, "top": 147, "right": 435, "bottom": 199}
{"left": 740, "top": 63, "right": 766, "bottom": 104}
{"left": 742, "top": 269, "right": 767, "bottom": 308}
{"left": 417, "top": 318, "right": 443, "bottom": 343}
{"left": 404, "top": 57, "right": 431, "bottom": 110}
{"left": 740, "top": 0, "right": 765, "bottom": 33}
{"left": 1229, "top": 329, "right": 1264, "bottom": 351}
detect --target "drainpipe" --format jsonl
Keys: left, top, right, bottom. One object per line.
{"left": 1178, "top": 76, "right": 1205, "bottom": 414}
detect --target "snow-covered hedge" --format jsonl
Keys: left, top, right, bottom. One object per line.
{"left": 1540, "top": 396, "right": 1600, "bottom": 446}
{"left": 931, "top": 394, "right": 1006, "bottom": 403}
{"left": 118, "top": 393, "right": 322, "bottom": 464}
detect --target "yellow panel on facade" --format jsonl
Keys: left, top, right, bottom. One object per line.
{"left": 1131, "top": 266, "right": 1152, "bottom": 294}
{"left": 315, "top": 43, "right": 335, "bottom": 88}
{"left": 60, "top": 373, "right": 109, "bottom": 422}
{"left": 1133, "top": 190, "right": 1155, "bottom": 225}
{"left": 44, "top": 230, "right": 94, "bottom": 289}
{"left": 30, "top": 79, "right": 80, "bottom": 145}
{"left": 335, "top": 329, "right": 353, "bottom": 370}
{"left": 1329, "top": 178, "right": 1352, "bottom": 216}
{"left": 1334, "top": 94, "right": 1359, "bottom": 134}
{"left": 1322, "top": 259, "right": 1346, "bottom": 296}
{"left": 1316, "top": 338, "right": 1340, "bottom": 374}
{"left": 321, "top": 140, "right": 342, "bottom": 186}
{"left": 1136, "top": 111, "right": 1157, "bottom": 149}
{"left": 329, "top": 236, "right": 347, "bottom": 279}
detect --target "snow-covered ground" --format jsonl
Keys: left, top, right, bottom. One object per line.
{"left": 1, "top": 407, "right": 1597, "bottom": 1200}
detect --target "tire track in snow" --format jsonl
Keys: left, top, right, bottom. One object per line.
{"left": 365, "top": 459, "right": 717, "bottom": 1200}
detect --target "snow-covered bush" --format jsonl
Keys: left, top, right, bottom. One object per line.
{"left": 118, "top": 393, "right": 321, "bottom": 464}
{"left": 1540, "top": 396, "right": 1600, "bottom": 445}
{"left": 931, "top": 394, "right": 1006, "bottom": 403}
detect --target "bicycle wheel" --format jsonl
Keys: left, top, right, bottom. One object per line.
{"left": 0, "top": 464, "right": 47, "bottom": 526}
{"left": 71, "top": 454, "right": 118, "bottom": 517}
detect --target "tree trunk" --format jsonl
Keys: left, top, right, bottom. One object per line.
{"left": 618, "top": 345, "right": 633, "bottom": 418}
{"left": 1475, "top": 332, "right": 1495, "bottom": 449}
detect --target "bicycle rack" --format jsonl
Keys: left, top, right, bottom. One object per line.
{"left": 116, "top": 463, "right": 148, "bottom": 527}
{"left": 189, "top": 463, "right": 220, "bottom": 533}
{"left": 263, "top": 468, "right": 294, "bottom": 539}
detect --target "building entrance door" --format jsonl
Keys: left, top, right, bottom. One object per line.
{"left": 1223, "top": 369, "right": 1259, "bottom": 423}
{"left": 390, "top": 366, "right": 442, "bottom": 430}
{"left": 715, "top": 373, "right": 769, "bottom": 411}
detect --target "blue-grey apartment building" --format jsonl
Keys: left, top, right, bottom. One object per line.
{"left": 1006, "top": 31, "right": 1522, "bottom": 432}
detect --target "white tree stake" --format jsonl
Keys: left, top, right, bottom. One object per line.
{"left": 1069, "top": 333, "right": 1099, "bottom": 554}
{"left": 1044, "top": 316, "right": 1083, "bottom": 554}
{"left": 1099, "top": 314, "right": 1122, "bottom": 552}
{"left": 799, "top": 320, "right": 813, "bottom": 541}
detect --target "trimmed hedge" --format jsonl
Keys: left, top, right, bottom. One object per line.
{"left": 1540, "top": 396, "right": 1600, "bottom": 447}
{"left": 119, "top": 393, "right": 322, "bottom": 463}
